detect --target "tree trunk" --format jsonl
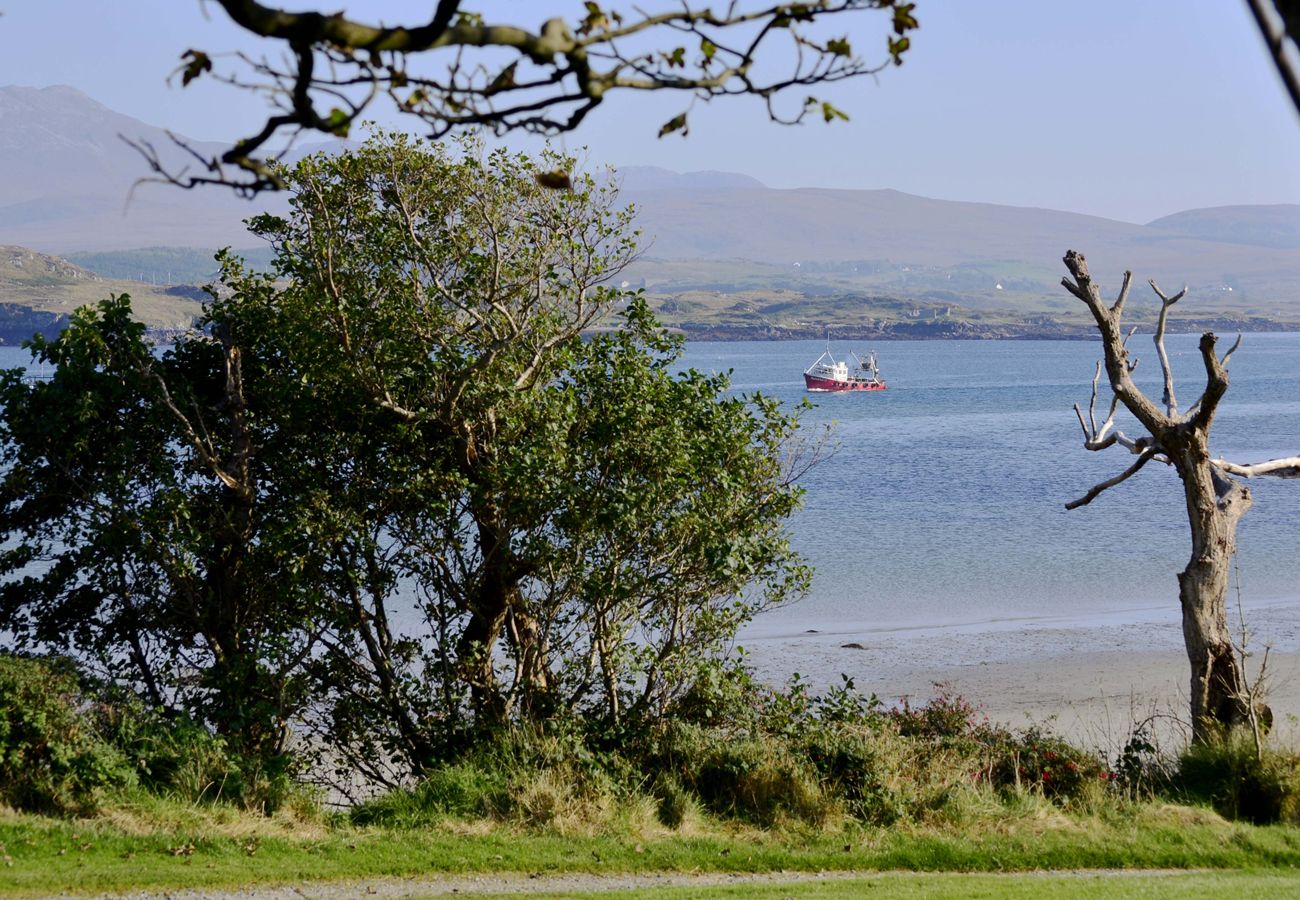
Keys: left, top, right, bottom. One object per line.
{"left": 506, "top": 601, "right": 554, "bottom": 720}
{"left": 1171, "top": 438, "right": 1256, "bottom": 741}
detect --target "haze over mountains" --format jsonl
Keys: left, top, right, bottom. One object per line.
{"left": 3, "top": 84, "right": 1300, "bottom": 319}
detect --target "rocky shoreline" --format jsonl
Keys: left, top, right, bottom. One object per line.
{"left": 665, "top": 316, "right": 1299, "bottom": 341}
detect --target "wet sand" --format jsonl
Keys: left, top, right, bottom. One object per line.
{"left": 741, "top": 603, "right": 1300, "bottom": 751}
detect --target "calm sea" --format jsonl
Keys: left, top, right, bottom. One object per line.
{"left": 678, "top": 335, "right": 1300, "bottom": 640}
{"left": 4, "top": 335, "right": 1298, "bottom": 644}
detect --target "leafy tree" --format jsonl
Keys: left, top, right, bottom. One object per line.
{"left": 137, "top": 1, "right": 919, "bottom": 193}
{"left": 0, "top": 296, "right": 320, "bottom": 766}
{"left": 220, "top": 133, "right": 811, "bottom": 782}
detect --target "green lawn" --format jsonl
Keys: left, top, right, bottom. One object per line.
{"left": 5, "top": 802, "right": 1300, "bottom": 897}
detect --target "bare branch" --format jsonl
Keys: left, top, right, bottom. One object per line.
{"left": 1065, "top": 448, "right": 1158, "bottom": 510}
{"left": 1149, "top": 279, "right": 1187, "bottom": 417}
{"left": 1073, "top": 402, "right": 1090, "bottom": 441}
{"left": 1112, "top": 269, "right": 1134, "bottom": 318}
{"left": 129, "top": 1, "right": 917, "bottom": 193}
{"left": 1247, "top": 0, "right": 1300, "bottom": 122}
{"left": 1221, "top": 333, "right": 1243, "bottom": 368}
{"left": 1189, "top": 331, "right": 1231, "bottom": 432}
{"left": 1212, "top": 456, "right": 1300, "bottom": 479}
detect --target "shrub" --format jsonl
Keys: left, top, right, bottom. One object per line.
{"left": 890, "top": 687, "right": 984, "bottom": 741}
{"left": 1110, "top": 722, "right": 1174, "bottom": 800}
{"left": 350, "top": 763, "right": 508, "bottom": 827}
{"left": 986, "top": 727, "right": 1106, "bottom": 805}
{"left": 651, "top": 723, "right": 834, "bottom": 826}
{"left": 800, "top": 725, "right": 907, "bottom": 824}
{"left": 0, "top": 655, "right": 134, "bottom": 814}
{"left": 95, "top": 697, "right": 296, "bottom": 812}
{"left": 1177, "top": 730, "right": 1300, "bottom": 825}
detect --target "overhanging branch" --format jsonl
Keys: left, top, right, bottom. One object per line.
{"left": 132, "top": 1, "right": 918, "bottom": 193}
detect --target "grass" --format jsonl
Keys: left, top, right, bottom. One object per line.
{"left": 458, "top": 871, "right": 1300, "bottom": 899}
{"left": 5, "top": 797, "right": 1300, "bottom": 897}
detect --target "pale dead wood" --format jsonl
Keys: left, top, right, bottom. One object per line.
{"left": 1062, "top": 248, "right": 1298, "bottom": 741}
{"left": 1148, "top": 279, "right": 1186, "bottom": 417}
{"left": 1066, "top": 447, "right": 1158, "bottom": 510}
{"left": 1211, "top": 456, "right": 1300, "bottom": 478}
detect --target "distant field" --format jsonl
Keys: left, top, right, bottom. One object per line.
{"left": 5, "top": 244, "right": 1298, "bottom": 346}
{"left": 1, "top": 246, "right": 204, "bottom": 340}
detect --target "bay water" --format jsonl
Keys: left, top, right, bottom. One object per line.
{"left": 678, "top": 335, "right": 1300, "bottom": 647}
{"left": 4, "top": 334, "right": 1298, "bottom": 655}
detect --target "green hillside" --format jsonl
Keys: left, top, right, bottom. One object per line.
{"left": 0, "top": 245, "right": 204, "bottom": 343}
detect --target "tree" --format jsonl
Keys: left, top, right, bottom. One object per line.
{"left": 1060, "top": 249, "right": 1300, "bottom": 742}
{"left": 136, "top": 1, "right": 919, "bottom": 193}
{"left": 0, "top": 296, "right": 322, "bottom": 767}
{"left": 213, "top": 133, "right": 811, "bottom": 782}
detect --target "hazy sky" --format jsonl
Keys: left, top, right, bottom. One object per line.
{"left": 4, "top": 0, "right": 1300, "bottom": 223}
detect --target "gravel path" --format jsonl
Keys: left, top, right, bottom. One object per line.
{"left": 88, "top": 868, "right": 1202, "bottom": 899}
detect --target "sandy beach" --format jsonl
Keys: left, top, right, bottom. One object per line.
{"left": 742, "top": 602, "right": 1300, "bottom": 752}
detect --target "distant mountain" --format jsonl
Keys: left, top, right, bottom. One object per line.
{"left": 3, "top": 85, "right": 1300, "bottom": 314}
{"left": 615, "top": 188, "right": 1300, "bottom": 310}
{"left": 0, "top": 85, "right": 298, "bottom": 251}
{"left": 615, "top": 166, "right": 766, "bottom": 191}
{"left": 1145, "top": 204, "right": 1300, "bottom": 250}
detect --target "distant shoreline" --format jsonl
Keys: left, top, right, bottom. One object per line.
{"left": 662, "top": 319, "right": 1300, "bottom": 341}
{"left": 5, "top": 317, "right": 1300, "bottom": 347}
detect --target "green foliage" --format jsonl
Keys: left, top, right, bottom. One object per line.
{"left": 1178, "top": 731, "right": 1300, "bottom": 825}
{"left": 349, "top": 726, "right": 635, "bottom": 830}
{"left": 1110, "top": 722, "right": 1174, "bottom": 799}
{"left": 0, "top": 655, "right": 134, "bottom": 814}
{"left": 985, "top": 727, "right": 1106, "bottom": 803}
{"left": 223, "top": 131, "right": 809, "bottom": 781}
{"left": 96, "top": 697, "right": 295, "bottom": 812}
{"left": 0, "top": 294, "right": 318, "bottom": 765}
{"left": 3, "top": 134, "right": 810, "bottom": 795}
{"left": 349, "top": 763, "right": 509, "bottom": 827}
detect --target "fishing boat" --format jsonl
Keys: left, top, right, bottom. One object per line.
{"left": 803, "top": 346, "right": 886, "bottom": 392}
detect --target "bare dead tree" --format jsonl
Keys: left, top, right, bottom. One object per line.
{"left": 132, "top": 1, "right": 919, "bottom": 195}
{"left": 1061, "top": 249, "right": 1300, "bottom": 743}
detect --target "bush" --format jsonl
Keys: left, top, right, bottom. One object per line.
{"left": 1177, "top": 730, "right": 1300, "bottom": 825}
{"left": 986, "top": 726, "right": 1107, "bottom": 804}
{"left": 95, "top": 697, "right": 296, "bottom": 813}
{"left": 1110, "top": 722, "right": 1174, "bottom": 799}
{"left": 0, "top": 655, "right": 134, "bottom": 814}
{"left": 352, "top": 727, "right": 632, "bottom": 830}
{"left": 351, "top": 763, "right": 508, "bottom": 827}
{"left": 650, "top": 723, "right": 834, "bottom": 826}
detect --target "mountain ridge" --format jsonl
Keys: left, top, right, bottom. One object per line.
{"left": 2, "top": 85, "right": 1299, "bottom": 313}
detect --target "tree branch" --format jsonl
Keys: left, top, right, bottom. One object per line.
{"left": 1149, "top": 278, "right": 1186, "bottom": 417}
{"left": 1247, "top": 0, "right": 1300, "bottom": 121}
{"left": 1062, "top": 250, "right": 1169, "bottom": 434}
{"left": 1212, "top": 455, "right": 1300, "bottom": 479}
{"left": 132, "top": 1, "right": 917, "bottom": 194}
{"left": 1065, "top": 447, "right": 1158, "bottom": 510}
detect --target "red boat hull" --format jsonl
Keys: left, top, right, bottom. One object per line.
{"left": 803, "top": 373, "right": 886, "bottom": 392}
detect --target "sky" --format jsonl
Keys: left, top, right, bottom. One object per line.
{"left": 4, "top": 0, "right": 1300, "bottom": 223}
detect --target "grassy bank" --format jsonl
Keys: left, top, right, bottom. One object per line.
{"left": 8, "top": 655, "right": 1300, "bottom": 897}
{"left": 5, "top": 797, "right": 1300, "bottom": 897}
